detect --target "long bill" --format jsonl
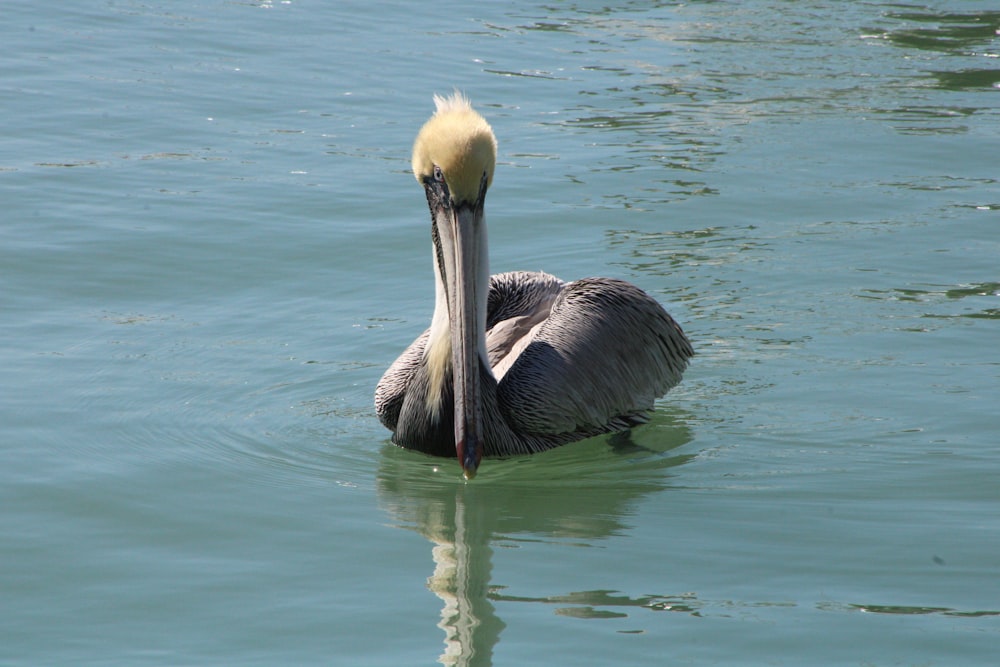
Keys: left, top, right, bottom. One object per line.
{"left": 432, "top": 196, "right": 490, "bottom": 479}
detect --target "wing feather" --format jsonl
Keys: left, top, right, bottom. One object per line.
{"left": 497, "top": 278, "right": 692, "bottom": 436}
{"left": 374, "top": 329, "right": 429, "bottom": 431}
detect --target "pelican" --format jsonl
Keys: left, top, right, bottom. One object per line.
{"left": 375, "top": 92, "right": 693, "bottom": 478}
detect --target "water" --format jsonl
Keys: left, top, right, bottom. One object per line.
{"left": 3, "top": 1, "right": 998, "bottom": 665}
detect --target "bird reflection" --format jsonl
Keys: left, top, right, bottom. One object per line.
{"left": 424, "top": 486, "right": 504, "bottom": 667}
{"left": 376, "top": 419, "right": 693, "bottom": 666}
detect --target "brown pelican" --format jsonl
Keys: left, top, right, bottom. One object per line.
{"left": 375, "top": 92, "right": 693, "bottom": 478}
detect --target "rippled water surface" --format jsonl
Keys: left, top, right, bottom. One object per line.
{"left": 3, "top": 1, "right": 998, "bottom": 665}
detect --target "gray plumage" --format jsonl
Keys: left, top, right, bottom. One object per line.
{"left": 375, "top": 270, "right": 693, "bottom": 458}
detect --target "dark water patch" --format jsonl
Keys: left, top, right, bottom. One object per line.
{"left": 857, "top": 281, "right": 1000, "bottom": 323}
{"left": 930, "top": 67, "right": 1000, "bottom": 90}
{"left": 925, "top": 308, "right": 1000, "bottom": 321}
{"left": 849, "top": 603, "right": 1000, "bottom": 618}
{"left": 35, "top": 160, "right": 101, "bottom": 168}
{"left": 859, "top": 281, "right": 1000, "bottom": 302}
{"left": 484, "top": 68, "right": 568, "bottom": 80}
{"left": 518, "top": 21, "right": 575, "bottom": 33}
{"left": 491, "top": 588, "right": 1000, "bottom": 624}
{"left": 873, "top": 104, "right": 980, "bottom": 134}
{"left": 957, "top": 202, "right": 1000, "bottom": 211}
{"left": 493, "top": 588, "right": 707, "bottom": 618}
{"left": 879, "top": 10, "right": 1000, "bottom": 54}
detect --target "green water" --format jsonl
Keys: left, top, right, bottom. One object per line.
{"left": 3, "top": 1, "right": 998, "bottom": 665}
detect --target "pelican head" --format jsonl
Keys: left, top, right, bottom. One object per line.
{"left": 412, "top": 93, "right": 497, "bottom": 479}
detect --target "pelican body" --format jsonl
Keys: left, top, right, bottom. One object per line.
{"left": 375, "top": 93, "right": 693, "bottom": 478}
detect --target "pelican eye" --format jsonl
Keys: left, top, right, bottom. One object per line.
{"left": 433, "top": 165, "right": 445, "bottom": 183}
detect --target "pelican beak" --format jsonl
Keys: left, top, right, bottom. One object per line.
{"left": 427, "top": 176, "right": 489, "bottom": 479}
{"left": 449, "top": 201, "right": 486, "bottom": 480}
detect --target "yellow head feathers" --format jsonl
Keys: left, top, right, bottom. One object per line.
{"left": 412, "top": 92, "right": 497, "bottom": 205}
